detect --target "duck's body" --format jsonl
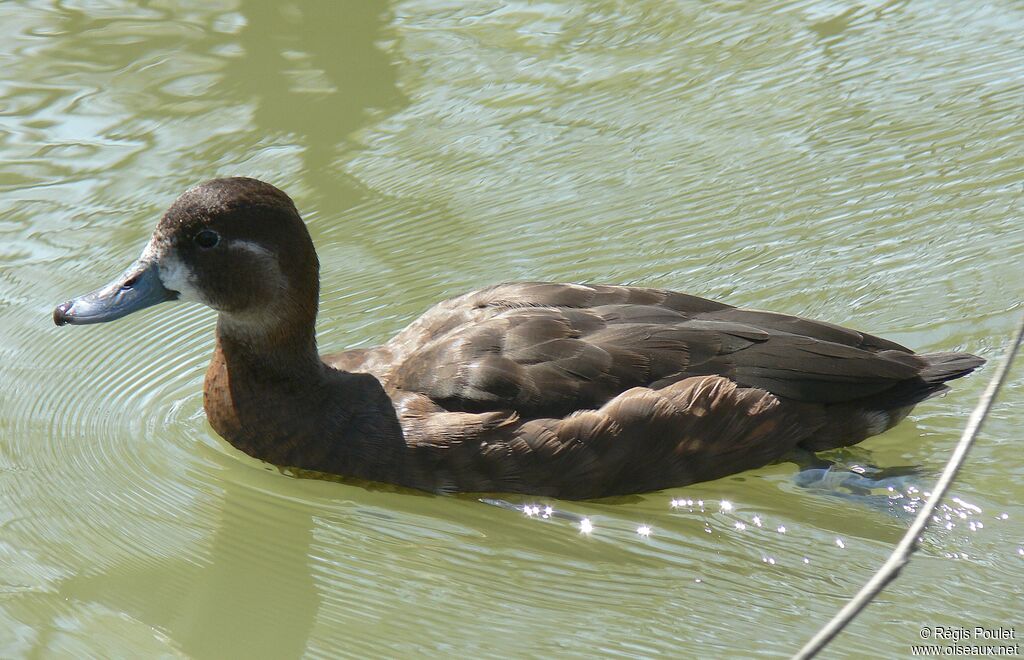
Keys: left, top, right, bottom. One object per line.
{"left": 55, "top": 178, "right": 984, "bottom": 499}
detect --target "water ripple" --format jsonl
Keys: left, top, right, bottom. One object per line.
{"left": 1, "top": 0, "right": 1022, "bottom": 657}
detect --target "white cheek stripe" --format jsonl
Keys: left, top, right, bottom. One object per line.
{"left": 231, "top": 240, "right": 274, "bottom": 259}
{"left": 232, "top": 240, "right": 287, "bottom": 294}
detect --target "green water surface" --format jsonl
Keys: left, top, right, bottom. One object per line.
{"left": 1, "top": 1, "right": 1022, "bottom": 658}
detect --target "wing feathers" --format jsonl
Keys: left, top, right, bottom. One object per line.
{"left": 383, "top": 282, "right": 974, "bottom": 415}
{"left": 478, "top": 376, "right": 820, "bottom": 498}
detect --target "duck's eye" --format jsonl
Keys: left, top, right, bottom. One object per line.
{"left": 194, "top": 230, "right": 220, "bottom": 249}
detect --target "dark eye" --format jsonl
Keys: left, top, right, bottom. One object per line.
{"left": 194, "top": 229, "right": 220, "bottom": 249}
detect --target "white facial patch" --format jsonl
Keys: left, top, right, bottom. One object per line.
{"left": 139, "top": 238, "right": 204, "bottom": 303}
{"left": 159, "top": 251, "right": 205, "bottom": 302}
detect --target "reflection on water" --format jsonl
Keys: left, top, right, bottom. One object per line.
{"left": 2, "top": 1, "right": 406, "bottom": 657}
{"left": 1, "top": 0, "right": 1023, "bottom": 657}
{"left": 223, "top": 0, "right": 405, "bottom": 203}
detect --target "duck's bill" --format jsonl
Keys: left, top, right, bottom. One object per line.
{"left": 53, "top": 259, "right": 179, "bottom": 326}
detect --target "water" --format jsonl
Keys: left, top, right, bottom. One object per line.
{"left": 2, "top": 1, "right": 1022, "bottom": 657}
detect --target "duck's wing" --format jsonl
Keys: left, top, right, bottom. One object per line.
{"left": 379, "top": 282, "right": 959, "bottom": 417}
{"left": 401, "top": 375, "right": 822, "bottom": 499}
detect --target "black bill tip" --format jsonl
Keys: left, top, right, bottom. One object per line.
{"left": 53, "top": 301, "right": 72, "bottom": 326}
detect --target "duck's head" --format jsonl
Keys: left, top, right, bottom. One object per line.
{"left": 53, "top": 177, "right": 319, "bottom": 343}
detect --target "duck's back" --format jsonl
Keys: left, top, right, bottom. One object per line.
{"left": 331, "top": 282, "right": 973, "bottom": 413}
{"left": 323, "top": 282, "right": 983, "bottom": 497}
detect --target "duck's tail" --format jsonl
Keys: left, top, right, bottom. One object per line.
{"left": 917, "top": 351, "right": 986, "bottom": 384}
{"left": 858, "top": 350, "right": 986, "bottom": 410}
{"left": 799, "top": 351, "right": 986, "bottom": 452}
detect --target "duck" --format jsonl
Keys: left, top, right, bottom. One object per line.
{"left": 53, "top": 177, "right": 984, "bottom": 499}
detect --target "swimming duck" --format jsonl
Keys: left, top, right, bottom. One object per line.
{"left": 53, "top": 178, "right": 984, "bottom": 499}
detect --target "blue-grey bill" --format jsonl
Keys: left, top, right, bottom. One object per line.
{"left": 53, "top": 259, "right": 179, "bottom": 326}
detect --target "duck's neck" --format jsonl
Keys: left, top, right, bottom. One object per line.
{"left": 214, "top": 311, "right": 323, "bottom": 379}
{"left": 203, "top": 317, "right": 407, "bottom": 481}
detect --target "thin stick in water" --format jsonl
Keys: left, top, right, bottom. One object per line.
{"left": 793, "top": 313, "right": 1024, "bottom": 660}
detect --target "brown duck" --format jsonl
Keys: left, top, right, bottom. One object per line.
{"left": 53, "top": 178, "right": 984, "bottom": 499}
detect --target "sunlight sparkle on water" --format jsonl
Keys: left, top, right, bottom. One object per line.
{"left": 579, "top": 518, "right": 593, "bottom": 535}
{"left": 670, "top": 497, "right": 702, "bottom": 511}
{"left": 720, "top": 500, "right": 733, "bottom": 512}
{"left": 952, "top": 497, "right": 982, "bottom": 514}
{"left": 521, "top": 504, "right": 555, "bottom": 520}
{"left": 637, "top": 525, "right": 652, "bottom": 538}
{"left": 835, "top": 538, "right": 846, "bottom": 549}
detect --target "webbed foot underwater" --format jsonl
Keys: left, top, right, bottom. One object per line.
{"left": 53, "top": 177, "right": 984, "bottom": 499}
